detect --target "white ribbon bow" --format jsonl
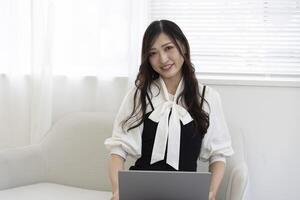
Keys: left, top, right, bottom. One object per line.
{"left": 148, "top": 101, "right": 193, "bottom": 170}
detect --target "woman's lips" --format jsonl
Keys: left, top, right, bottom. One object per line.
{"left": 161, "top": 63, "right": 174, "bottom": 70}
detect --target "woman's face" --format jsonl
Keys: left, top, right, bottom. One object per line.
{"left": 148, "top": 33, "right": 184, "bottom": 82}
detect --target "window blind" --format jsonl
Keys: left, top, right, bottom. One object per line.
{"left": 150, "top": 0, "right": 300, "bottom": 78}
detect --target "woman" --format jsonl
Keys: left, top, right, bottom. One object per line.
{"left": 105, "top": 20, "right": 234, "bottom": 200}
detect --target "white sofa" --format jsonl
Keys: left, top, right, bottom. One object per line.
{"left": 0, "top": 112, "right": 249, "bottom": 200}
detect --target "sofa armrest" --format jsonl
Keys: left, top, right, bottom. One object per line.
{"left": 226, "top": 161, "right": 249, "bottom": 200}
{"left": 0, "top": 145, "right": 46, "bottom": 190}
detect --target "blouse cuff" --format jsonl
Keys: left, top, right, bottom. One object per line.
{"left": 200, "top": 143, "right": 234, "bottom": 162}
{"left": 209, "top": 155, "right": 226, "bottom": 165}
{"left": 110, "top": 146, "right": 128, "bottom": 160}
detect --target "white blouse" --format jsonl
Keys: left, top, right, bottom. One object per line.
{"left": 104, "top": 77, "right": 234, "bottom": 170}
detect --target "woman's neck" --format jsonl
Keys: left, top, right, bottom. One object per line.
{"left": 162, "top": 75, "right": 182, "bottom": 95}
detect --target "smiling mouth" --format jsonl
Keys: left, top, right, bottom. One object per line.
{"left": 161, "top": 64, "right": 174, "bottom": 70}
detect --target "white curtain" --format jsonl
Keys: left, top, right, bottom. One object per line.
{"left": 30, "top": 0, "right": 54, "bottom": 144}
{"left": 0, "top": 0, "right": 56, "bottom": 147}
{"left": 127, "top": 0, "right": 149, "bottom": 87}
{"left": 0, "top": 0, "right": 149, "bottom": 150}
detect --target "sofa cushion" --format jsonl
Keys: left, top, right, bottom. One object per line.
{"left": 0, "top": 183, "right": 111, "bottom": 200}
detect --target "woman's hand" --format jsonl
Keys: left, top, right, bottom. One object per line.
{"left": 209, "top": 191, "right": 216, "bottom": 200}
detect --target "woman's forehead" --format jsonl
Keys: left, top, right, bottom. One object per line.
{"left": 150, "top": 33, "right": 174, "bottom": 49}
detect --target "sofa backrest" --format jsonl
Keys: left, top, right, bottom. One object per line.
{"left": 0, "top": 145, "right": 46, "bottom": 190}
{"left": 41, "top": 112, "right": 116, "bottom": 191}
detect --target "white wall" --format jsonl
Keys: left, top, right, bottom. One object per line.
{"left": 212, "top": 84, "right": 300, "bottom": 200}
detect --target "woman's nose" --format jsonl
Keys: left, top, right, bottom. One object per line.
{"left": 159, "top": 52, "right": 168, "bottom": 64}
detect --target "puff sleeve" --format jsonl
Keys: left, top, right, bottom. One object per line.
{"left": 200, "top": 87, "right": 234, "bottom": 165}
{"left": 104, "top": 86, "right": 143, "bottom": 160}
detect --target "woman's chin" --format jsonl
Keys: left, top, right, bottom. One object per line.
{"left": 160, "top": 71, "right": 182, "bottom": 81}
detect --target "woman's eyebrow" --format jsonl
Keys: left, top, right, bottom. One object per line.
{"left": 161, "top": 42, "right": 173, "bottom": 47}
{"left": 150, "top": 42, "right": 173, "bottom": 50}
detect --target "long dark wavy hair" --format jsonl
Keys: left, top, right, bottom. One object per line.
{"left": 122, "top": 20, "right": 210, "bottom": 137}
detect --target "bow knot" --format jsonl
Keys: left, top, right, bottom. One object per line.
{"left": 148, "top": 101, "right": 193, "bottom": 170}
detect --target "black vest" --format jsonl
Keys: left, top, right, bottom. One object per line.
{"left": 130, "top": 86, "right": 206, "bottom": 172}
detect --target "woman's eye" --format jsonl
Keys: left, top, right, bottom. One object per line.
{"left": 149, "top": 52, "right": 157, "bottom": 56}
{"left": 166, "top": 46, "right": 173, "bottom": 50}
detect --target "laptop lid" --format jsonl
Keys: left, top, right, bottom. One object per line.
{"left": 118, "top": 170, "right": 211, "bottom": 200}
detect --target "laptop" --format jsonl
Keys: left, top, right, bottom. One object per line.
{"left": 118, "top": 170, "right": 211, "bottom": 200}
